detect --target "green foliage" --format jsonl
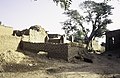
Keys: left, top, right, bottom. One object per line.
{"left": 53, "top": 0, "right": 72, "bottom": 10}
{"left": 81, "top": 1, "right": 113, "bottom": 39}
{"left": 52, "top": 0, "right": 116, "bottom": 10}
{"left": 73, "top": 30, "right": 85, "bottom": 42}
{"left": 62, "top": 1, "right": 113, "bottom": 47}
{"left": 62, "top": 19, "right": 78, "bottom": 35}
{"left": 62, "top": 9, "right": 87, "bottom": 37}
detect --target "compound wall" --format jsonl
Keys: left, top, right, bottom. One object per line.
{"left": 0, "top": 35, "right": 21, "bottom": 52}
{"left": 21, "top": 42, "right": 45, "bottom": 52}
{"left": 21, "top": 42, "right": 80, "bottom": 61}
{"left": 0, "top": 25, "right": 13, "bottom": 36}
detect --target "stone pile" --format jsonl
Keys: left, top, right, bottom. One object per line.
{"left": 0, "top": 50, "right": 26, "bottom": 64}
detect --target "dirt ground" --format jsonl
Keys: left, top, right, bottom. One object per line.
{"left": 0, "top": 50, "right": 120, "bottom": 78}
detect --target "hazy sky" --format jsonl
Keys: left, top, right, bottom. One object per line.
{"left": 0, "top": 0, "right": 120, "bottom": 34}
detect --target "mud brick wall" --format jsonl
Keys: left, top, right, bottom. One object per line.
{"left": 47, "top": 45, "right": 84, "bottom": 61}
{"left": 68, "top": 46, "right": 80, "bottom": 61}
{"left": 21, "top": 42, "right": 80, "bottom": 61}
{"left": 0, "top": 25, "right": 13, "bottom": 36}
{"left": 21, "top": 42, "right": 69, "bottom": 60}
{"left": 45, "top": 43, "right": 68, "bottom": 60}
{"left": 21, "top": 42, "right": 45, "bottom": 53}
{"left": 0, "top": 35, "right": 21, "bottom": 52}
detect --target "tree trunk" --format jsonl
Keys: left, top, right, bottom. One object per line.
{"left": 85, "top": 39, "right": 92, "bottom": 50}
{"left": 85, "top": 30, "right": 96, "bottom": 50}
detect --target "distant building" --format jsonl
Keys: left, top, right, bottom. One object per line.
{"left": 106, "top": 29, "right": 120, "bottom": 51}
{"left": 13, "top": 25, "right": 48, "bottom": 43}
{"left": 47, "top": 34, "right": 74, "bottom": 44}
{"left": 28, "top": 25, "right": 48, "bottom": 43}
{"left": 13, "top": 29, "right": 29, "bottom": 37}
{"left": 48, "top": 34, "right": 64, "bottom": 43}
{"left": 13, "top": 25, "right": 74, "bottom": 44}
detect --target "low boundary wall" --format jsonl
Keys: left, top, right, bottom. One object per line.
{"left": 0, "top": 25, "right": 13, "bottom": 35}
{"left": 21, "top": 42, "right": 45, "bottom": 52}
{"left": 0, "top": 35, "right": 21, "bottom": 52}
{"left": 21, "top": 41, "right": 80, "bottom": 61}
